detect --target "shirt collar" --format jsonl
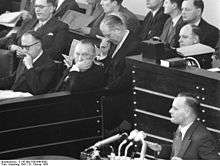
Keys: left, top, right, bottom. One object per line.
{"left": 33, "top": 50, "right": 43, "bottom": 63}
{"left": 57, "top": 0, "right": 65, "bottom": 10}
{"left": 172, "top": 14, "right": 182, "bottom": 27}
{"left": 178, "top": 121, "right": 194, "bottom": 140}
{"left": 151, "top": 8, "right": 160, "bottom": 17}
{"left": 111, "top": 30, "right": 129, "bottom": 58}
{"left": 193, "top": 19, "right": 201, "bottom": 26}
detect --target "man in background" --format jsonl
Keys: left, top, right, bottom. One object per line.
{"left": 0, "top": 0, "right": 69, "bottom": 61}
{"left": 147, "top": 92, "right": 219, "bottom": 159}
{"left": 181, "top": 0, "right": 219, "bottom": 49}
{"left": 139, "top": 0, "right": 169, "bottom": 40}
{"left": 160, "top": 0, "right": 185, "bottom": 47}
{"left": 80, "top": 0, "right": 140, "bottom": 37}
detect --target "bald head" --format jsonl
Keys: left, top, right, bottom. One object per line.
{"left": 179, "top": 24, "right": 200, "bottom": 47}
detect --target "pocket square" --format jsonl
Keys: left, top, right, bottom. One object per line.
{"left": 47, "top": 32, "right": 54, "bottom": 36}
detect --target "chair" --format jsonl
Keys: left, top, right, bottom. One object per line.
{"left": 0, "top": 49, "right": 16, "bottom": 78}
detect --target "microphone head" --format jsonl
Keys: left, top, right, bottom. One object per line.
{"left": 128, "top": 129, "right": 139, "bottom": 140}
{"left": 134, "top": 131, "right": 147, "bottom": 142}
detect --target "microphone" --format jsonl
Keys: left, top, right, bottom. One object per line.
{"left": 92, "top": 132, "right": 128, "bottom": 149}
{"left": 133, "top": 131, "right": 147, "bottom": 159}
{"left": 118, "top": 129, "right": 139, "bottom": 156}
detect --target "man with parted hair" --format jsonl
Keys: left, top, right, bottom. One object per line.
{"left": 181, "top": 0, "right": 219, "bottom": 49}
{"left": 139, "top": 0, "right": 170, "bottom": 40}
{"left": 0, "top": 0, "right": 69, "bottom": 61}
{"left": 147, "top": 92, "right": 219, "bottom": 160}
{"left": 160, "top": 0, "right": 185, "bottom": 47}
{"left": 81, "top": 0, "right": 140, "bottom": 37}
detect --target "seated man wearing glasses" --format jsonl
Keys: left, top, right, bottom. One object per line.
{"left": 0, "top": 0, "right": 68, "bottom": 61}
{"left": 54, "top": 39, "right": 105, "bottom": 92}
{"left": 0, "top": 31, "right": 59, "bottom": 96}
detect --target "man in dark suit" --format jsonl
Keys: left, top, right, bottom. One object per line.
{"left": 139, "top": 0, "right": 169, "bottom": 40}
{"left": 0, "top": 31, "right": 59, "bottom": 95}
{"left": 147, "top": 92, "right": 219, "bottom": 160}
{"left": 160, "top": 0, "right": 185, "bottom": 48}
{"left": 0, "top": 0, "right": 69, "bottom": 61}
{"left": 80, "top": 0, "right": 140, "bottom": 37}
{"left": 55, "top": 39, "right": 105, "bottom": 92}
{"left": 98, "top": 15, "right": 140, "bottom": 135}
{"left": 181, "top": 0, "right": 219, "bottom": 49}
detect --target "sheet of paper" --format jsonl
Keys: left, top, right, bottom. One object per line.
{"left": 0, "top": 11, "right": 23, "bottom": 27}
{"left": 61, "top": 10, "right": 95, "bottom": 30}
{"left": 0, "top": 90, "right": 33, "bottom": 100}
{"left": 177, "top": 43, "right": 215, "bottom": 57}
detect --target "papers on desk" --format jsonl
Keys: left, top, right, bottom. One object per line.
{"left": 177, "top": 43, "right": 215, "bottom": 57}
{"left": 0, "top": 11, "right": 23, "bottom": 27}
{"left": 0, "top": 90, "right": 33, "bottom": 100}
{"left": 61, "top": 10, "right": 95, "bottom": 30}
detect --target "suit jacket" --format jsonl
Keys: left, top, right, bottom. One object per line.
{"left": 0, "top": 53, "right": 59, "bottom": 95}
{"left": 198, "top": 19, "right": 220, "bottom": 49}
{"left": 103, "top": 31, "right": 141, "bottom": 91}
{"left": 160, "top": 17, "right": 185, "bottom": 48}
{"left": 90, "top": 5, "right": 140, "bottom": 37}
{"left": 54, "top": 0, "right": 81, "bottom": 19}
{"left": 5, "top": 17, "right": 69, "bottom": 61}
{"left": 159, "top": 120, "right": 220, "bottom": 160}
{"left": 139, "top": 7, "right": 169, "bottom": 41}
{"left": 55, "top": 63, "right": 105, "bottom": 92}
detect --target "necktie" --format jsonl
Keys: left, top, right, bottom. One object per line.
{"left": 172, "top": 129, "right": 182, "bottom": 157}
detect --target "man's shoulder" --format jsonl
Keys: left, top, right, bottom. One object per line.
{"left": 200, "top": 19, "right": 219, "bottom": 32}
{"left": 49, "top": 17, "right": 69, "bottom": 29}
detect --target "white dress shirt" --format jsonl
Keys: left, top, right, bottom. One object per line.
{"left": 178, "top": 121, "right": 194, "bottom": 140}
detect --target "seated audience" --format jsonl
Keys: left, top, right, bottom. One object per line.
{"left": 139, "top": 0, "right": 169, "bottom": 40}
{"left": 181, "top": 0, "right": 219, "bottom": 49}
{"left": 147, "top": 92, "right": 220, "bottom": 160}
{"left": 54, "top": 39, "right": 105, "bottom": 92}
{"left": 0, "top": 31, "right": 59, "bottom": 95}
{"left": 160, "top": 0, "right": 185, "bottom": 48}
{"left": 0, "top": 0, "right": 69, "bottom": 61}
{"left": 80, "top": 0, "right": 140, "bottom": 37}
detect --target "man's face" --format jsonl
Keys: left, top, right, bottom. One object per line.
{"left": 181, "top": 0, "right": 201, "bottom": 23}
{"left": 179, "top": 25, "right": 198, "bottom": 47}
{"left": 145, "top": 0, "right": 163, "bottom": 10}
{"left": 100, "top": 0, "right": 116, "bottom": 13}
{"left": 169, "top": 97, "right": 189, "bottom": 125}
{"left": 74, "top": 43, "right": 94, "bottom": 64}
{"left": 100, "top": 24, "right": 122, "bottom": 45}
{"left": 34, "top": 0, "right": 54, "bottom": 21}
{"left": 163, "top": 0, "right": 174, "bottom": 14}
{"left": 21, "top": 34, "right": 41, "bottom": 59}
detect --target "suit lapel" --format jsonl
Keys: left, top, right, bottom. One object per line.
{"left": 178, "top": 121, "right": 199, "bottom": 158}
{"left": 54, "top": 0, "right": 67, "bottom": 17}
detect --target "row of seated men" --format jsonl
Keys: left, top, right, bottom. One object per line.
{"left": 0, "top": 0, "right": 219, "bottom": 160}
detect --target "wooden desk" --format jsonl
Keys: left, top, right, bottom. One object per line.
{"left": 126, "top": 55, "right": 220, "bottom": 158}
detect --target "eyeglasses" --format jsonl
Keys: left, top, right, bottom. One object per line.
{"left": 21, "top": 42, "right": 40, "bottom": 50}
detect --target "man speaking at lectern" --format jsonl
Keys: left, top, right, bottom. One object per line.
{"left": 147, "top": 92, "right": 219, "bottom": 160}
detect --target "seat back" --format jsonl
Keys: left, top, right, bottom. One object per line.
{"left": 0, "top": 49, "right": 16, "bottom": 78}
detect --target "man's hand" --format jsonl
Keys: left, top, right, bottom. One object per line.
{"left": 23, "top": 54, "right": 33, "bottom": 70}
{"left": 21, "top": 10, "right": 33, "bottom": 20}
{"left": 9, "top": 44, "right": 22, "bottom": 52}
{"left": 96, "top": 35, "right": 110, "bottom": 60}
{"left": 146, "top": 141, "right": 162, "bottom": 152}
{"left": 74, "top": 60, "right": 93, "bottom": 72}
